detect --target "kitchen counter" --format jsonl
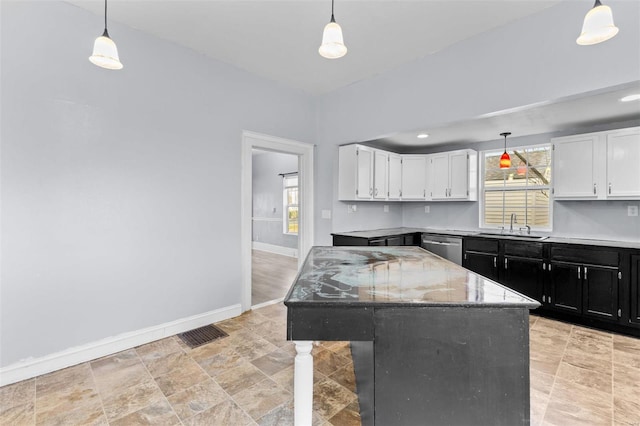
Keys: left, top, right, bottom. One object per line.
{"left": 284, "top": 246, "right": 538, "bottom": 425}
{"left": 332, "top": 227, "right": 640, "bottom": 249}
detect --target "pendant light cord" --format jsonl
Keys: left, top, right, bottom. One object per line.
{"left": 330, "top": 0, "right": 336, "bottom": 23}
{"left": 102, "top": 0, "right": 110, "bottom": 38}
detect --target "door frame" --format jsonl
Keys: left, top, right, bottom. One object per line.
{"left": 241, "top": 131, "right": 314, "bottom": 312}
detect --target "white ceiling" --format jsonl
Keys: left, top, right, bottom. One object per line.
{"left": 66, "top": 0, "right": 562, "bottom": 95}
{"left": 66, "top": 1, "right": 640, "bottom": 147}
{"left": 371, "top": 81, "right": 640, "bottom": 149}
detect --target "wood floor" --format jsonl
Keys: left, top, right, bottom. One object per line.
{"left": 252, "top": 250, "right": 298, "bottom": 306}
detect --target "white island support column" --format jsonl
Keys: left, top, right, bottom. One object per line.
{"left": 294, "top": 340, "right": 314, "bottom": 426}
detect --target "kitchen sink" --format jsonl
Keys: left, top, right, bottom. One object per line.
{"left": 474, "top": 232, "right": 549, "bottom": 241}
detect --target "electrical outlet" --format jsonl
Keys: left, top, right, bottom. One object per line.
{"left": 384, "top": 205, "right": 389, "bottom": 213}
{"left": 347, "top": 204, "right": 357, "bottom": 214}
{"left": 424, "top": 205, "right": 430, "bottom": 213}
{"left": 629, "top": 205, "right": 639, "bottom": 217}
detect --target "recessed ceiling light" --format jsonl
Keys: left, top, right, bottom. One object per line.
{"left": 620, "top": 94, "right": 640, "bottom": 102}
{"left": 417, "top": 133, "right": 429, "bottom": 139}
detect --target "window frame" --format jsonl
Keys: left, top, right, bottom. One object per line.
{"left": 479, "top": 142, "right": 553, "bottom": 232}
{"left": 282, "top": 174, "right": 299, "bottom": 235}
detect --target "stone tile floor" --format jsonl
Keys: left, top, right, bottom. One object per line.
{"left": 1, "top": 304, "right": 639, "bottom": 425}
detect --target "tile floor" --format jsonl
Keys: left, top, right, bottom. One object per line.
{"left": 1, "top": 306, "right": 639, "bottom": 425}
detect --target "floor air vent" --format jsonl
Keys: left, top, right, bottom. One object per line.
{"left": 178, "top": 324, "right": 228, "bottom": 348}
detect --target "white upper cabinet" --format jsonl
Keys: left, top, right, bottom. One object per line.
{"left": 338, "top": 144, "right": 374, "bottom": 200}
{"left": 552, "top": 126, "right": 640, "bottom": 200}
{"left": 388, "top": 154, "right": 402, "bottom": 200}
{"left": 553, "top": 134, "right": 599, "bottom": 199}
{"left": 401, "top": 155, "right": 427, "bottom": 200}
{"left": 430, "top": 150, "right": 478, "bottom": 201}
{"left": 338, "top": 145, "right": 477, "bottom": 202}
{"left": 607, "top": 127, "right": 640, "bottom": 198}
{"left": 373, "top": 150, "right": 388, "bottom": 200}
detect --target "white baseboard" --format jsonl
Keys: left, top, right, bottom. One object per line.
{"left": 252, "top": 241, "right": 298, "bottom": 258}
{"left": 0, "top": 304, "right": 242, "bottom": 387}
{"left": 252, "top": 297, "right": 284, "bottom": 310}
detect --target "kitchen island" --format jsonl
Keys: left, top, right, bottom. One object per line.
{"left": 284, "top": 246, "right": 540, "bottom": 426}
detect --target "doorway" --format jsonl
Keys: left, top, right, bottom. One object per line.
{"left": 251, "top": 150, "right": 299, "bottom": 306}
{"left": 240, "top": 131, "right": 314, "bottom": 312}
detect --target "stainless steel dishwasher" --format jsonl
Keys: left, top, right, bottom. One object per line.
{"left": 420, "top": 234, "right": 463, "bottom": 265}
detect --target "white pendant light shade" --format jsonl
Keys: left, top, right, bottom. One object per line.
{"left": 319, "top": 20, "right": 347, "bottom": 59}
{"left": 89, "top": 30, "right": 123, "bottom": 70}
{"left": 576, "top": 0, "right": 619, "bottom": 45}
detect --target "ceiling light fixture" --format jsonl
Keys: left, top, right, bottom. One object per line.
{"left": 89, "top": 0, "right": 123, "bottom": 70}
{"left": 417, "top": 133, "right": 429, "bottom": 139}
{"left": 620, "top": 94, "right": 640, "bottom": 102}
{"left": 319, "top": 0, "right": 347, "bottom": 59}
{"left": 499, "top": 132, "right": 511, "bottom": 169}
{"left": 576, "top": 0, "right": 619, "bottom": 46}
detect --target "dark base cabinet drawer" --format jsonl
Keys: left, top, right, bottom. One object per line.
{"left": 503, "top": 241, "right": 544, "bottom": 258}
{"left": 551, "top": 246, "right": 618, "bottom": 267}
{"left": 464, "top": 238, "right": 499, "bottom": 254}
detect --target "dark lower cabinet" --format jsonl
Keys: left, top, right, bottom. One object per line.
{"left": 503, "top": 256, "right": 544, "bottom": 302}
{"left": 332, "top": 233, "right": 420, "bottom": 247}
{"left": 582, "top": 265, "right": 619, "bottom": 321}
{"left": 464, "top": 252, "right": 498, "bottom": 280}
{"left": 549, "top": 262, "right": 582, "bottom": 313}
{"left": 631, "top": 255, "right": 640, "bottom": 325}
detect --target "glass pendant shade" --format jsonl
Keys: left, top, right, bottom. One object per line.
{"left": 500, "top": 152, "right": 511, "bottom": 169}
{"left": 499, "top": 132, "right": 511, "bottom": 169}
{"left": 319, "top": 20, "right": 347, "bottom": 59}
{"left": 576, "top": 0, "right": 619, "bottom": 45}
{"left": 89, "top": 30, "right": 123, "bottom": 70}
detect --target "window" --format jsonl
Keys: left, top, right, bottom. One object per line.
{"left": 481, "top": 144, "right": 552, "bottom": 230}
{"left": 283, "top": 174, "right": 299, "bottom": 235}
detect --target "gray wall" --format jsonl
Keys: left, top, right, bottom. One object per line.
{"left": 314, "top": 0, "right": 640, "bottom": 244}
{"left": 0, "top": 1, "right": 315, "bottom": 367}
{"left": 252, "top": 151, "right": 298, "bottom": 249}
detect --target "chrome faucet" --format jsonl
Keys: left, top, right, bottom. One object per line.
{"left": 509, "top": 213, "right": 517, "bottom": 233}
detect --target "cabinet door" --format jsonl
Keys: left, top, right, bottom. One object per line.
{"left": 463, "top": 252, "right": 498, "bottom": 280}
{"left": 549, "top": 262, "right": 582, "bottom": 313}
{"left": 373, "top": 151, "right": 388, "bottom": 200}
{"left": 388, "top": 154, "right": 402, "bottom": 200}
{"left": 430, "top": 154, "right": 449, "bottom": 200}
{"left": 502, "top": 257, "right": 544, "bottom": 302}
{"left": 448, "top": 151, "right": 469, "bottom": 199}
{"left": 356, "top": 148, "right": 373, "bottom": 199}
{"left": 553, "top": 135, "right": 599, "bottom": 199}
{"left": 582, "top": 265, "right": 619, "bottom": 322}
{"left": 401, "top": 156, "right": 426, "bottom": 200}
{"left": 606, "top": 128, "right": 640, "bottom": 198}
{"left": 369, "top": 238, "right": 386, "bottom": 246}
{"left": 386, "top": 236, "right": 404, "bottom": 246}
{"left": 631, "top": 255, "right": 640, "bottom": 325}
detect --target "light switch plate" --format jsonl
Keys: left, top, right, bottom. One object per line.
{"left": 424, "top": 205, "right": 430, "bottom": 213}
{"left": 628, "top": 205, "right": 638, "bottom": 217}
{"left": 384, "top": 205, "right": 389, "bottom": 213}
{"left": 321, "top": 209, "right": 332, "bottom": 219}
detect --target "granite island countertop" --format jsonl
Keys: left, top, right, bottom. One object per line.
{"left": 284, "top": 246, "right": 540, "bottom": 308}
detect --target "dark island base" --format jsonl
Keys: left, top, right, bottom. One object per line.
{"left": 350, "top": 307, "right": 531, "bottom": 426}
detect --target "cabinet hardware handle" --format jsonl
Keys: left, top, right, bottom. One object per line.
{"left": 618, "top": 271, "right": 622, "bottom": 280}
{"left": 542, "top": 295, "right": 546, "bottom": 303}
{"left": 423, "top": 189, "right": 426, "bottom": 197}
{"left": 578, "top": 266, "right": 581, "bottom": 280}
{"left": 493, "top": 257, "right": 497, "bottom": 268}
{"left": 399, "top": 190, "right": 402, "bottom": 197}
{"left": 618, "top": 308, "right": 622, "bottom": 317}
{"left": 374, "top": 188, "right": 378, "bottom": 196}
{"left": 464, "top": 253, "right": 467, "bottom": 260}
{"left": 504, "top": 258, "right": 508, "bottom": 269}
{"left": 593, "top": 183, "right": 597, "bottom": 195}
{"left": 549, "top": 296, "right": 552, "bottom": 304}
{"left": 542, "top": 262, "right": 546, "bottom": 271}
{"left": 584, "top": 266, "right": 588, "bottom": 280}
{"left": 548, "top": 264, "right": 552, "bottom": 271}
{"left": 369, "top": 188, "right": 373, "bottom": 196}
{"left": 609, "top": 183, "right": 612, "bottom": 194}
